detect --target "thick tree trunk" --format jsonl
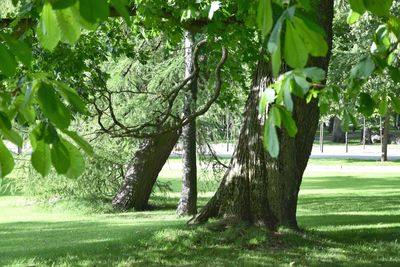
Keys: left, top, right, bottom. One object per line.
{"left": 177, "top": 31, "right": 198, "bottom": 216}
{"left": 112, "top": 129, "right": 181, "bottom": 211}
{"left": 192, "top": 0, "right": 333, "bottom": 230}
{"left": 331, "top": 117, "right": 345, "bottom": 143}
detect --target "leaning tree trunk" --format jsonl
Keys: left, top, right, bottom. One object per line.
{"left": 331, "top": 116, "right": 345, "bottom": 143}
{"left": 192, "top": 0, "right": 333, "bottom": 230}
{"left": 112, "top": 129, "right": 181, "bottom": 211}
{"left": 177, "top": 31, "right": 198, "bottom": 216}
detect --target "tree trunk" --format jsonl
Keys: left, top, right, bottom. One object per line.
{"left": 328, "top": 116, "right": 334, "bottom": 133}
{"left": 112, "top": 129, "right": 181, "bottom": 211}
{"left": 177, "top": 31, "right": 198, "bottom": 216}
{"left": 331, "top": 117, "right": 345, "bottom": 143}
{"left": 360, "top": 127, "right": 372, "bottom": 144}
{"left": 192, "top": 0, "right": 333, "bottom": 230}
{"left": 382, "top": 114, "right": 390, "bottom": 161}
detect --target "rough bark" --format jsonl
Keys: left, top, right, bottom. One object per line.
{"left": 331, "top": 117, "right": 345, "bottom": 143}
{"left": 112, "top": 129, "right": 181, "bottom": 211}
{"left": 192, "top": 0, "right": 333, "bottom": 230}
{"left": 177, "top": 31, "right": 198, "bottom": 216}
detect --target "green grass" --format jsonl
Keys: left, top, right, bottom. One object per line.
{"left": 1, "top": 166, "right": 400, "bottom": 266}
{"left": 308, "top": 158, "right": 400, "bottom": 166}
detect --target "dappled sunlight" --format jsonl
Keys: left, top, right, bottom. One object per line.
{"left": 1, "top": 169, "right": 400, "bottom": 266}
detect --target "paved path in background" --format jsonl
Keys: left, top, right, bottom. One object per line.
{"left": 197, "top": 143, "right": 400, "bottom": 161}
{"left": 168, "top": 143, "right": 400, "bottom": 173}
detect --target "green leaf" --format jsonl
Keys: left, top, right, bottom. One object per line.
{"left": 349, "top": 0, "right": 366, "bottom": 14}
{"left": 358, "top": 93, "right": 375, "bottom": 116}
{"left": 264, "top": 118, "right": 279, "bottom": 158}
{"left": 56, "top": 7, "right": 81, "bottom": 45}
{"left": 264, "top": 88, "right": 276, "bottom": 104}
{"left": 0, "top": 112, "right": 12, "bottom": 130}
{"left": 79, "top": 0, "right": 109, "bottom": 24}
{"left": 0, "top": 43, "right": 17, "bottom": 77}
{"left": 50, "top": 0, "right": 77, "bottom": 9}
{"left": 294, "top": 75, "right": 310, "bottom": 95}
{"left": 279, "top": 108, "right": 298, "bottom": 137}
{"left": 257, "top": 0, "right": 273, "bottom": 39}
{"left": 378, "top": 96, "right": 388, "bottom": 116}
{"left": 351, "top": 56, "right": 375, "bottom": 79}
{"left": 51, "top": 140, "right": 71, "bottom": 174}
{"left": 0, "top": 139, "right": 14, "bottom": 178}
{"left": 62, "top": 129, "right": 94, "bottom": 156}
{"left": 391, "top": 96, "right": 400, "bottom": 114}
{"left": 302, "top": 67, "right": 326, "bottom": 81}
{"left": 0, "top": 33, "right": 32, "bottom": 67}
{"left": 388, "top": 66, "right": 400, "bottom": 84}
{"left": 283, "top": 78, "right": 293, "bottom": 112}
{"left": 31, "top": 139, "right": 51, "bottom": 177}
{"left": 292, "top": 16, "right": 328, "bottom": 57}
{"left": 284, "top": 21, "right": 308, "bottom": 68}
{"left": 268, "top": 15, "right": 284, "bottom": 77}
{"left": 63, "top": 140, "right": 85, "bottom": 179}
{"left": 1, "top": 128, "right": 23, "bottom": 147}
{"left": 110, "top": 0, "right": 130, "bottom": 23}
{"left": 347, "top": 10, "right": 361, "bottom": 24}
{"left": 43, "top": 123, "right": 60, "bottom": 144}
{"left": 37, "top": 2, "right": 61, "bottom": 51}
{"left": 363, "top": 0, "right": 393, "bottom": 17}
{"left": 271, "top": 106, "right": 281, "bottom": 127}
{"left": 36, "top": 82, "right": 71, "bottom": 129}
{"left": 54, "top": 81, "right": 87, "bottom": 114}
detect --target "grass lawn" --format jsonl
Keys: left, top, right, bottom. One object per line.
{"left": 1, "top": 165, "right": 400, "bottom": 266}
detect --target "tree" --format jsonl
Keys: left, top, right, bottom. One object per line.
{"left": 177, "top": 31, "right": 198, "bottom": 216}
{"left": 192, "top": 0, "right": 334, "bottom": 230}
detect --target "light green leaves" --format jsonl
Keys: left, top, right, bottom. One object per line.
{"left": 348, "top": 0, "right": 393, "bottom": 23}
{"left": 284, "top": 20, "right": 308, "bottom": 68}
{"left": 30, "top": 124, "right": 89, "bottom": 178}
{"left": 264, "top": 116, "right": 279, "bottom": 158}
{"left": 32, "top": 139, "right": 52, "bottom": 177}
{"left": 257, "top": 0, "right": 273, "bottom": 39}
{"left": 292, "top": 17, "right": 328, "bottom": 57}
{"left": 37, "top": 2, "right": 61, "bottom": 51}
{"left": 63, "top": 140, "right": 85, "bottom": 179}
{"left": 391, "top": 96, "right": 400, "bottom": 114}
{"left": 62, "top": 129, "right": 94, "bottom": 156}
{"left": 350, "top": 56, "right": 375, "bottom": 79}
{"left": 51, "top": 140, "right": 71, "bottom": 174}
{"left": 56, "top": 7, "right": 81, "bottom": 45}
{"left": 0, "top": 139, "right": 15, "bottom": 178}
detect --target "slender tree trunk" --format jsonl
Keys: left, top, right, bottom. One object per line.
{"left": 177, "top": 31, "right": 198, "bottom": 216}
{"left": 192, "top": 0, "right": 333, "bottom": 230}
{"left": 331, "top": 116, "right": 345, "bottom": 143}
{"left": 112, "top": 129, "right": 181, "bottom": 211}
{"left": 328, "top": 116, "right": 334, "bottom": 133}
{"left": 382, "top": 114, "right": 390, "bottom": 161}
